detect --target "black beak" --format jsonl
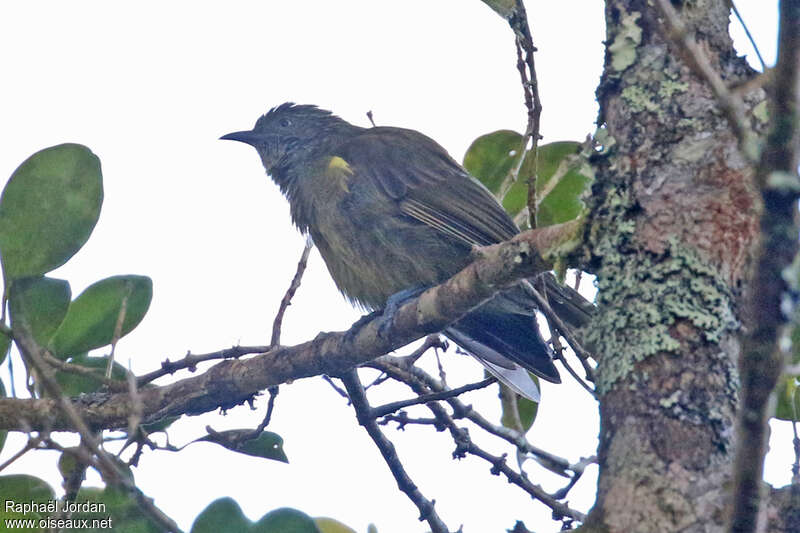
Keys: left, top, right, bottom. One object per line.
{"left": 220, "top": 130, "right": 262, "bottom": 146}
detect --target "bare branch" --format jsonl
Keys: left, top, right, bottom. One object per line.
{"left": 371, "top": 359, "right": 590, "bottom": 478}
{"left": 729, "top": 2, "right": 800, "bottom": 532}
{"left": 371, "top": 377, "right": 496, "bottom": 419}
{"left": 522, "top": 280, "right": 596, "bottom": 383}
{"left": 511, "top": 0, "right": 544, "bottom": 227}
{"left": 135, "top": 344, "right": 269, "bottom": 386}
{"left": 340, "top": 370, "right": 452, "bottom": 533}
{"left": 271, "top": 238, "right": 313, "bottom": 347}
{"left": 731, "top": 1, "right": 768, "bottom": 71}
{"left": 377, "top": 361, "right": 586, "bottom": 523}
{"left": 0, "top": 223, "right": 570, "bottom": 433}
{"left": 0, "top": 436, "right": 42, "bottom": 473}
{"left": 13, "top": 325, "right": 182, "bottom": 533}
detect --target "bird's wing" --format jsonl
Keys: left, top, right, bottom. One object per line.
{"left": 336, "top": 127, "right": 519, "bottom": 246}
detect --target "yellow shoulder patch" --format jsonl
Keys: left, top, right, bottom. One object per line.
{"left": 328, "top": 156, "right": 352, "bottom": 174}
{"left": 326, "top": 156, "right": 353, "bottom": 193}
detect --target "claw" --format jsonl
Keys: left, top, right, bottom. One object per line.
{"left": 377, "top": 286, "right": 427, "bottom": 339}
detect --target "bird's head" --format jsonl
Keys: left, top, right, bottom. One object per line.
{"left": 221, "top": 103, "right": 354, "bottom": 174}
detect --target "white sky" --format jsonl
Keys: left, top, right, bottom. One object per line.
{"left": 0, "top": 2, "right": 784, "bottom": 532}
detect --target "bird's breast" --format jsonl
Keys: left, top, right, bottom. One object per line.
{"left": 297, "top": 163, "right": 471, "bottom": 309}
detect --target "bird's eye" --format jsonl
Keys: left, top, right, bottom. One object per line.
{"left": 279, "top": 118, "right": 291, "bottom": 127}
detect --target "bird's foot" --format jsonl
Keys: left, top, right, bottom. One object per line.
{"left": 376, "top": 286, "right": 427, "bottom": 339}
{"left": 345, "top": 309, "right": 382, "bottom": 344}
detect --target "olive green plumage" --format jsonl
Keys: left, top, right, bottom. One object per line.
{"left": 222, "top": 103, "right": 591, "bottom": 400}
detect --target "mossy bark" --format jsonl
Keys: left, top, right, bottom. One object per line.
{"left": 582, "top": 1, "right": 764, "bottom": 531}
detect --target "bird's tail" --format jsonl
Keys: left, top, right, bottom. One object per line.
{"left": 444, "top": 275, "right": 594, "bottom": 402}
{"left": 445, "top": 308, "right": 560, "bottom": 402}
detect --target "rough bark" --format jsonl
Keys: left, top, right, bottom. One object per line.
{"left": 581, "top": 1, "right": 762, "bottom": 531}
{"left": 766, "top": 485, "right": 800, "bottom": 532}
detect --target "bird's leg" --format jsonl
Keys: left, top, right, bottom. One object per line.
{"left": 377, "top": 285, "right": 427, "bottom": 339}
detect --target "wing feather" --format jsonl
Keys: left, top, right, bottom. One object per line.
{"left": 337, "top": 127, "right": 519, "bottom": 246}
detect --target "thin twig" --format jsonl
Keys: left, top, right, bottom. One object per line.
{"left": 0, "top": 436, "right": 42, "bottom": 473}
{"left": 371, "top": 359, "right": 588, "bottom": 477}
{"left": 509, "top": 0, "right": 543, "bottom": 227}
{"left": 136, "top": 345, "right": 269, "bottom": 386}
{"left": 106, "top": 284, "right": 131, "bottom": 379}
{"left": 271, "top": 238, "right": 313, "bottom": 347}
{"left": 41, "top": 351, "right": 127, "bottom": 392}
{"left": 340, "top": 370, "right": 451, "bottom": 533}
{"left": 371, "top": 377, "right": 496, "bottom": 419}
{"left": 523, "top": 280, "right": 596, "bottom": 382}
{"left": 321, "top": 374, "right": 349, "bottom": 399}
{"left": 731, "top": 1, "right": 767, "bottom": 71}
{"left": 573, "top": 270, "right": 583, "bottom": 292}
{"left": 378, "top": 361, "right": 586, "bottom": 523}
{"left": 379, "top": 412, "right": 442, "bottom": 430}
{"left": 253, "top": 386, "right": 279, "bottom": 435}
{"left": 364, "top": 372, "right": 391, "bottom": 390}
{"left": 14, "top": 326, "right": 183, "bottom": 533}
{"left": 549, "top": 328, "right": 596, "bottom": 398}
{"left": 393, "top": 335, "right": 448, "bottom": 368}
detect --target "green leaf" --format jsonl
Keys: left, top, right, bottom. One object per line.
{"left": 463, "top": 130, "right": 523, "bottom": 193}
{"left": 191, "top": 498, "right": 251, "bottom": 533}
{"left": 0, "top": 328, "right": 9, "bottom": 366}
{"left": 65, "top": 486, "right": 160, "bottom": 533}
{"left": 8, "top": 276, "right": 71, "bottom": 347}
{"left": 191, "top": 501, "right": 320, "bottom": 533}
{"left": 55, "top": 353, "right": 128, "bottom": 396}
{"left": 195, "top": 430, "right": 288, "bottom": 463}
{"left": 253, "top": 508, "right": 320, "bottom": 533}
{"left": 315, "top": 517, "right": 358, "bottom": 533}
{"left": 791, "top": 324, "right": 800, "bottom": 364}
{"left": 774, "top": 375, "right": 800, "bottom": 421}
{"left": 533, "top": 141, "right": 592, "bottom": 228}
{"left": 0, "top": 380, "right": 6, "bottom": 454}
{"left": 0, "top": 144, "right": 103, "bottom": 280}
{"left": 463, "top": 132, "right": 592, "bottom": 227}
{"left": 463, "top": 130, "right": 529, "bottom": 219}
{"left": 0, "top": 474, "right": 56, "bottom": 530}
{"left": 50, "top": 275, "right": 152, "bottom": 359}
{"left": 499, "top": 378, "right": 539, "bottom": 434}
{"left": 0, "top": 474, "right": 56, "bottom": 501}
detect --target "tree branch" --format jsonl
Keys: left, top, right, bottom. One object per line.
{"left": 0, "top": 223, "right": 573, "bottom": 433}
{"left": 373, "top": 360, "right": 586, "bottom": 523}
{"left": 371, "top": 377, "right": 496, "bottom": 419}
{"left": 340, "top": 370, "right": 452, "bottom": 533}
{"left": 14, "top": 325, "right": 182, "bottom": 532}
{"left": 729, "top": 2, "right": 800, "bottom": 532}
{"left": 271, "top": 238, "right": 313, "bottom": 347}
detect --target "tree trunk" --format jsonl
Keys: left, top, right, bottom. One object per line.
{"left": 583, "top": 1, "right": 761, "bottom": 530}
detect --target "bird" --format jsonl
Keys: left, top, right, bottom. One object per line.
{"left": 222, "top": 103, "right": 592, "bottom": 401}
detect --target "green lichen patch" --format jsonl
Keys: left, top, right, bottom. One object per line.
{"left": 658, "top": 80, "right": 689, "bottom": 99}
{"left": 587, "top": 212, "right": 738, "bottom": 394}
{"left": 621, "top": 85, "right": 660, "bottom": 114}
{"left": 608, "top": 11, "right": 642, "bottom": 72}
{"left": 752, "top": 100, "right": 769, "bottom": 124}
